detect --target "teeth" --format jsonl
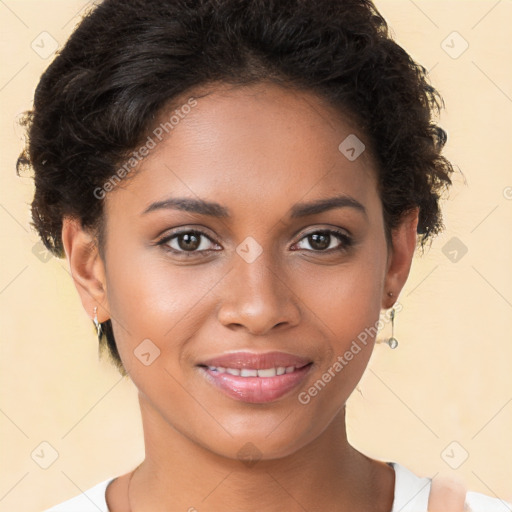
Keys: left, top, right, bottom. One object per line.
{"left": 257, "top": 368, "right": 277, "bottom": 377}
{"left": 208, "top": 366, "right": 226, "bottom": 373}
{"left": 240, "top": 368, "right": 258, "bottom": 377}
{"left": 207, "top": 365, "right": 297, "bottom": 377}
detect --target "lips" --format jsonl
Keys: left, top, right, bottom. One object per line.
{"left": 200, "top": 351, "right": 311, "bottom": 370}
{"left": 198, "top": 351, "right": 312, "bottom": 404}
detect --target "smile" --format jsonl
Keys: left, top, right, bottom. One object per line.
{"left": 198, "top": 351, "right": 313, "bottom": 403}
{"left": 206, "top": 366, "right": 299, "bottom": 377}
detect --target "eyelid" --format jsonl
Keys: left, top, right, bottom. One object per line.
{"left": 293, "top": 224, "right": 352, "bottom": 240}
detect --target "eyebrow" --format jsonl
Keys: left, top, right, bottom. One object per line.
{"left": 289, "top": 195, "right": 367, "bottom": 218}
{"left": 141, "top": 194, "right": 367, "bottom": 218}
{"left": 142, "top": 197, "right": 229, "bottom": 217}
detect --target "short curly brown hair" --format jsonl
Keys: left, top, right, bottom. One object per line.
{"left": 17, "top": 0, "right": 454, "bottom": 376}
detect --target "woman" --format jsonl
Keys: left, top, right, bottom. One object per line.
{"left": 17, "top": 0, "right": 510, "bottom": 510}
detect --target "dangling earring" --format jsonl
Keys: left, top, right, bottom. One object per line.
{"left": 386, "top": 292, "right": 398, "bottom": 349}
{"left": 93, "top": 306, "right": 102, "bottom": 340}
{"left": 387, "top": 308, "right": 398, "bottom": 349}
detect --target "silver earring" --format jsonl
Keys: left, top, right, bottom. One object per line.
{"left": 93, "top": 306, "right": 102, "bottom": 340}
{"left": 377, "top": 292, "right": 399, "bottom": 349}
{"left": 387, "top": 307, "right": 398, "bottom": 349}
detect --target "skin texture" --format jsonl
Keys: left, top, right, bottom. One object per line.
{"left": 61, "top": 82, "right": 419, "bottom": 511}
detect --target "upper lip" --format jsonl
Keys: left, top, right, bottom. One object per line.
{"left": 199, "top": 351, "right": 311, "bottom": 370}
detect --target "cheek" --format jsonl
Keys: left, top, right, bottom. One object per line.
{"left": 293, "top": 244, "right": 386, "bottom": 343}
{"left": 103, "top": 248, "right": 214, "bottom": 413}
{"left": 105, "top": 241, "right": 221, "bottom": 340}
{"left": 292, "top": 243, "right": 387, "bottom": 402}
{"left": 294, "top": 293, "right": 382, "bottom": 431}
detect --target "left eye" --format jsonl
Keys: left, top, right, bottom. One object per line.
{"left": 158, "top": 230, "right": 219, "bottom": 254}
{"left": 293, "top": 230, "right": 351, "bottom": 252}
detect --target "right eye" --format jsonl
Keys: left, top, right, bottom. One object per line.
{"left": 156, "top": 229, "right": 221, "bottom": 256}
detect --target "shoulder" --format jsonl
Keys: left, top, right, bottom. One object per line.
{"left": 388, "top": 461, "right": 512, "bottom": 512}
{"left": 42, "top": 477, "right": 115, "bottom": 512}
{"left": 465, "top": 490, "right": 512, "bottom": 511}
{"left": 389, "top": 461, "right": 431, "bottom": 512}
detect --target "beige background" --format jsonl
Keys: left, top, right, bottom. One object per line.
{"left": 1, "top": 1, "right": 511, "bottom": 510}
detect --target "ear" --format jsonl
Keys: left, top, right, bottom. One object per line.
{"left": 61, "top": 216, "right": 110, "bottom": 323}
{"left": 382, "top": 207, "right": 419, "bottom": 310}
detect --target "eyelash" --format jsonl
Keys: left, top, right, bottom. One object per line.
{"left": 155, "top": 228, "right": 353, "bottom": 257}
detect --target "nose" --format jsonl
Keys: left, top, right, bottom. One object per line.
{"left": 217, "top": 250, "right": 301, "bottom": 336}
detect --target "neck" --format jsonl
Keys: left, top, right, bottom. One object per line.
{"left": 128, "top": 394, "right": 391, "bottom": 511}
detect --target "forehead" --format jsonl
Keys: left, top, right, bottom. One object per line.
{"left": 105, "top": 82, "right": 380, "bottom": 223}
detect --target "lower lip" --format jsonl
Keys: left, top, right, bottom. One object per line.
{"left": 201, "top": 365, "right": 312, "bottom": 404}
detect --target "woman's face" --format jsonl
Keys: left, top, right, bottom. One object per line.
{"left": 67, "top": 82, "right": 416, "bottom": 461}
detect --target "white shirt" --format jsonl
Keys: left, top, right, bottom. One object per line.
{"left": 43, "top": 461, "right": 511, "bottom": 511}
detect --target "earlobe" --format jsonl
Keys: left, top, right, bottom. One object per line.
{"left": 382, "top": 208, "right": 419, "bottom": 309}
{"left": 61, "top": 216, "right": 110, "bottom": 323}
